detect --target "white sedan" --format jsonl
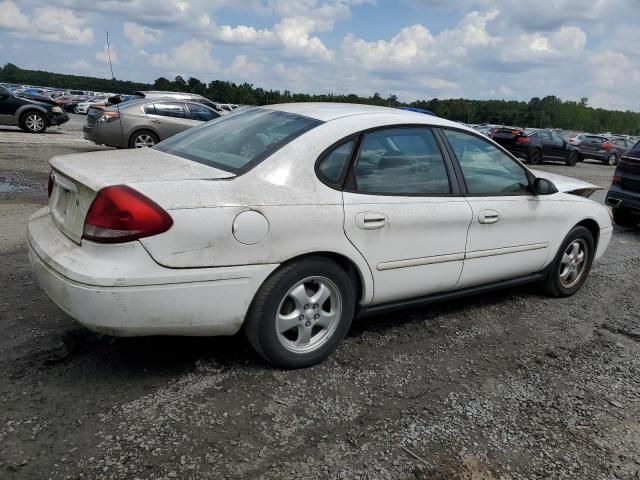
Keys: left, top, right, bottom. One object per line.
{"left": 27, "top": 103, "right": 612, "bottom": 368}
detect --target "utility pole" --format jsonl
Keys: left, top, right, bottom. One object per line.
{"left": 539, "top": 112, "right": 544, "bottom": 128}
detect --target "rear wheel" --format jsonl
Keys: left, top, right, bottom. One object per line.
{"left": 613, "top": 208, "right": 638, "bottom": 228}
{"left": 244, "top": 257, "right": 356, "bottom": 369}
{"left": 541, "top": 226, "right": 594, "bottom": 297}
{"left": 565, "top": 150, "right": 579, "bottom": 166}
{"left": 606, "top": 153, "right": 617, "bottom": 166}
{"left": 528, "top": 148, "right": 542, "bottom": 165}
{"left": 129, "top": 130, "right": 158, "bottom": 148}
{"left": 19, "top": 111, "right": 47, "bottom": 133}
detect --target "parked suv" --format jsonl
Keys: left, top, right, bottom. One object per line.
{"left": 491, "top": 127, "right": 580, "bottom": 166}
{"left": 606, "top": 140, "right": 640, "bottom": 227}
{"left": 84, "top": 98, "right": 222, "bottom": 148}
{"left": 0, "top": 85, "right": 69, "bottom": 133}
{"left": 578, "top": 135, "right": 633, "bottom": 165}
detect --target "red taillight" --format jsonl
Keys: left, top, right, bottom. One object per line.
{"left": 83, "top": 185, "right": 173, "bottom": 243}
{"left": 602, "top": 142, "right": 613, "bottom": 151}
{"left": 516, "top": 136, "right": 529, "bottom": 144}
{"left": 47, "top": 172, "right": 54, "bottom": 198}
{"left": 612, "top": 175, "right": 622, "bottom": 184}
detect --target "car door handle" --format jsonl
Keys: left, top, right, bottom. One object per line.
{"left": 355, "top": 212, "right": 387, "bottom": 230}
{"left": 478, "top": 209, "right": 500, "bottom": 224}
{"left": 150, "top": 119, "right": 162, "bottom": 123}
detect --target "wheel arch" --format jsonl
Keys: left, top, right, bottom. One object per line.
{"left": 576, "top": 218, "right": 600, "bottom": 250}
{"left": 17, "top": 105, "right": 49, "bottom": 123}
{"left": 268, "top": 251, "right": 371, "bottom": 307}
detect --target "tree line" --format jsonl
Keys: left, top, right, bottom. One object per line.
{"left": 3, "top": 62, "right": 639, "bottom": 134}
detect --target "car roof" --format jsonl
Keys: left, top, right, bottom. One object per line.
{"left": 262, "top": 102, "right": 468, "bottom": 130}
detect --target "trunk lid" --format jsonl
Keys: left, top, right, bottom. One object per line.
{"left": 49, "top": 148, "right": 235, "bottom": 244}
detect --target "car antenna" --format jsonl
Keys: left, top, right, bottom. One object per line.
{"left": 106, "top": 31, "right": 126, "bottom": 145}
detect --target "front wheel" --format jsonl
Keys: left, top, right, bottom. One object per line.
{"left": 613, "top": 208, "right": 638, "bottom": 228}
{"left": 20, "top": 111, "right": 47, "bottom": 133}
{"left": 541, "top": 226, "right": 594, "bottom": 297}
{"left": 244, "top": 257, "right": 356, "bottom": 369}
{"left": 565, "top": 151, "right": 578, "bottom": 166}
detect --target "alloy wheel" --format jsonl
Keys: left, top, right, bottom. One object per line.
{"left": 134, "top": 133, "right": 156, "bottom": 148}
{"left": 275, "top": 276, "right": 342, "bottom": 354}
{"left": 607, "top": 153, "right": 617, "bottom": 165}
{"left": 559, "top": 239, "right": 588, "bottom": 288}
{"left": 25, "top": 114, "right": 45, "bottom": 132}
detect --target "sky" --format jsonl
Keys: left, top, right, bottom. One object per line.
{"left": 0, "top": 0, "right": 638, "bottom": 111}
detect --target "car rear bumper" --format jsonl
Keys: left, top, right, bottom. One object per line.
{"left": 27, "top": 207, "right": 278, "bottom": 337}
{"left": 606, "top": 189, "right": 640, "bottom": 213}
{"left": 84, "top": 121, "right": 126, "bottom": 148}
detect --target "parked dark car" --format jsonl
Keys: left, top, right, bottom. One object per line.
{"left": 577, "top": 135, "right": 633, "bottom": 165}
{"left": 606, "top": 140, "right": 640, "bottom": 227}
{"left": 491, "top": 128, "right": 580, "bottom": 166}
{"left": 0, "top": 85, "right": 69, "bottom": 133}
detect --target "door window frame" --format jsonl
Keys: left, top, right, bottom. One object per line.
{"left": 436, "top": 127, "right": 536, "bottom": 197}
{"left": 315, "top": 124, "right": 463, "bottom": 197}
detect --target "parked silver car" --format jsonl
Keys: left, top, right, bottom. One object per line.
{"left": 83, "top": 98, "right": 222, "bottom": 148}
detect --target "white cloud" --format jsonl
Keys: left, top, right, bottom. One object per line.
{"left": 149, "top": 38, "right": 220, "bottom": 73}
{"left": 95, "top": 45, "right": 118, "bottom": 64}
{"left": 226, "top": 55, "right": 264, "bottom": 79}
{"left": 123, "top": 21, "right": 161, "bottom": 47}
{"left": 0, "top": 1, "right": 94, "bottom": 45}
{"left": 0, "top": 0, "right": 29, "bottom": 30}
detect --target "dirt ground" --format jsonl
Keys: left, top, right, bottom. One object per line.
{"left": 0, "top": 117, "right": 639, "bottom": 480}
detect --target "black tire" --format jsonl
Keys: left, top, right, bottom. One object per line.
{"left": 606, "top": 153, "right": 618, "bottom": 166}
{"left": 19, "top": 110, "right": 47, "bottom": 133}
{"left": 541, "top": 226, "right": 595, "bottom": 297}
{"left": 565, "top": 150, "right": 578, "bottom": 166}
{"left": 528, "top": 148, "right": 542, "bottom": 165}
{"left": 613, "top": 208, "right": 638, "bottom": 228}
{"left": 128, "top": 130, "right": 159, "bottom": 148}
{"left": 244, "top": 257, "right": 356, "bottom": 369}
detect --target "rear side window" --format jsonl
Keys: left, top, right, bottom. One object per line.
{"left": 628, "top": 141, "right": 640, "bottom": 159}
{"left": 318, "top": 140, "right": 354, "bottom": 185}
{"left": 352, "top": 128, "right": 451, "bottom": 195}
{"left": 152, "top": 103, "right": 187, "bottom": 118}
{"left": 155, "top": 108, "right": 322, "bottom": 173}
{"left": 584, "top": 135, "right": 605, "bottom": 143}
{"left": 143, "top": 104, "right": 156, "bottom": 114}
{"left": 187, "top": 103, "right": 220, "bottom": 122}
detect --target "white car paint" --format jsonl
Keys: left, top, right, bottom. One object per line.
{"left": 27, "top": 103, "right": 612, "bottom": 340}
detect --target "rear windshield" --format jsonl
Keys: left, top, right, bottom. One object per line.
{"left": 628, "top": 141, "right": 640, "bottom": 158}
{"left": 155, "top": 108, "right": 322, "bottom": 173}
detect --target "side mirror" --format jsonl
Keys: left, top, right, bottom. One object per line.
{"left": 533, "top": 177, "right": 558, "bottom": 195}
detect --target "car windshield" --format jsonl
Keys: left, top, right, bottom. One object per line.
{"left": 155, "top": 108, "right": 322, "bottom": 173}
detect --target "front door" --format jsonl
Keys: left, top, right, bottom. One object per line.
{"left": 146, "top": 102, "right": 197, "bottom": 140}
{"left": 342, "top": 127, "right": 473, "bottom": 304}
{"left": 441, "top": 129, "right": 559, "bottom": 288}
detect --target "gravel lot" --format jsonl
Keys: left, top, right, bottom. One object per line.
{"left": 1, "top": 116, "right": 639, "bottom": 480}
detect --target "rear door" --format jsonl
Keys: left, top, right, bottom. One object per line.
{"left": 145, "top": 102, "right": 194, "bottom": 140}
{"left": 342, "top": 127, "right": 473, "bottom": 304}
{"left": 441, "top": 128, "right": 560, "bottom": 288}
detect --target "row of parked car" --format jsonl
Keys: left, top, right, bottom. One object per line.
{"left": 481, "top": 125, "right": 638, "bottom": 167}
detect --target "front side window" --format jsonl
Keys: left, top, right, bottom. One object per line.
{"left": 318, "top": 140, "right": 354, "bottom": 185}
{"left": 352, "top": 128, "right": 451, "bottom": 194}
{"left": 152, "top": 102, "right": 187, "bottom": 118}
{"left": 443, "top": 129, "right": 531, "bottom": 195}
{"left": 187, "top": 103, "right": 219, "bottom": 122}
{"left": 155, "top": 108, "right": 322, "bottom": 173}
